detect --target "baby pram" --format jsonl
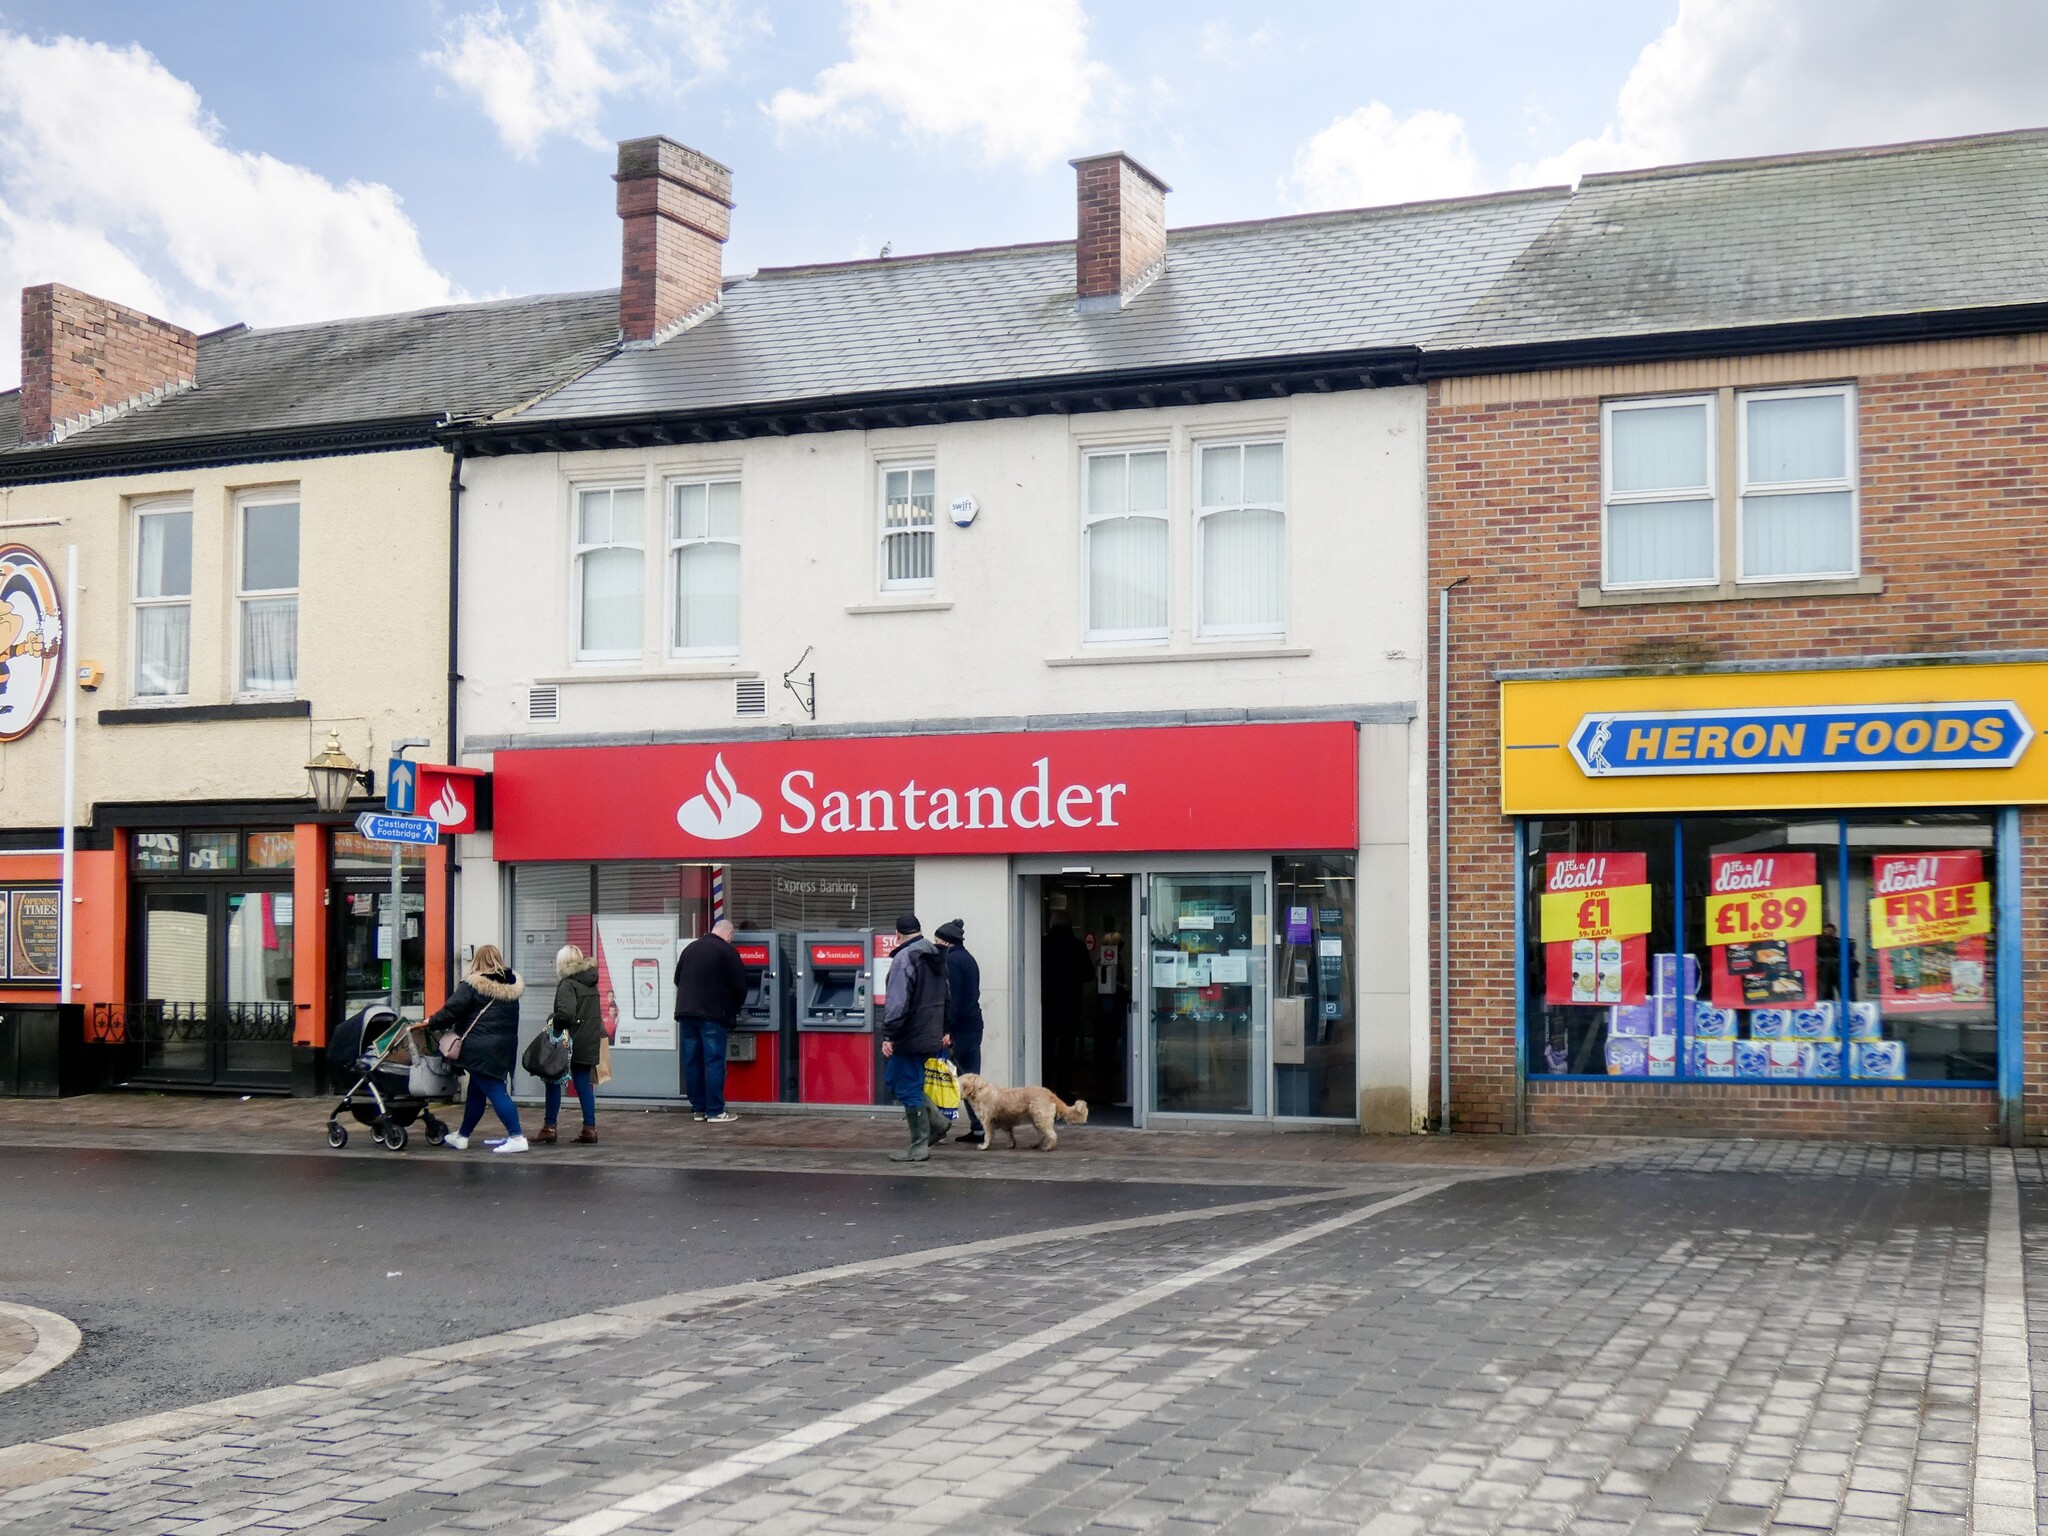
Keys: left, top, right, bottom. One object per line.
{"left": 324, "top": 1004, "right": 453, "bottom": 1152}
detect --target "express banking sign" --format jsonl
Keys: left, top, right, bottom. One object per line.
{"left": 492, "top": 723, "right": 1360, "bottom": 861}
{"left": 1569, "top": 701, "right": 2032, "bottom": 778}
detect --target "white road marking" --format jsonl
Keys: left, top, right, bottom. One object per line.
{"left": 1970, "top": 1147, "right": 2036, "bottom": 1533}
{"left": 549, "top": 1181, "right": 1450, "bottom": 1536}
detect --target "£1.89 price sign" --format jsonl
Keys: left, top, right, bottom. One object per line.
{"left": 1705, "top": 885, "right": 1823, "bottom": 945}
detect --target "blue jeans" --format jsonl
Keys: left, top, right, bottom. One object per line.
{"left": 678, "top": 1016, "right": 728, "bottom": 1116}
{"left": 544, "top": 1065, "right": 597, "bottom": 1128}
{"left": 883, "top": 1049, "right": 927, "bottom": 1112}
{"left": 459, "top": 1072, "right": 522, "bottom": 1138}
{"left": 952, "top": 1037, "right": 983, "bottom": 1134}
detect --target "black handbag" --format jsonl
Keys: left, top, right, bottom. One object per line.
{"left": 522, "top": 1026, "right": 573, "bottom": 1082}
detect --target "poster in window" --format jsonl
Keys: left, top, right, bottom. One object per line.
{"left": 1539, "top": 852, "right": 1651, "bottom": 1006}
{"left": 1868, "top": 851, "right": 1990, "bottom": 1013}
{"left": 594, "top": 915, "right": 677, "bottom": 1050}
{"left": 9, "top": 888, "right": 59, "bottom": 982}
{"left": 1706, "top": 853, "right": 1821, "bottom": 1009}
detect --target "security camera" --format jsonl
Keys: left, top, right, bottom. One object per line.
{"left": 75, "top": 661, "right": 104, "bottom": 693}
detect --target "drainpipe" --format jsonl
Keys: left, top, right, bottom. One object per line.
{"left": 1436, "top": 575, "right": 1468, "bottom": 1133}
{"left": 444, "top": 441, "right": 464, "bottom": 989}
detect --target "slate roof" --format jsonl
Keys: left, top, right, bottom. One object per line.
{"left": 0, "top": 288, "right": 619, "bottom": 467}
{"left": 519, "top": 190, "right": 1572, "bottom": 422}
{"left": 1430, "top": 128, "right": 2048, "bottom": 355}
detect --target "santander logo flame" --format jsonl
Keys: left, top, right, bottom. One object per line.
{"left": 676, "top": 753, "right": 763, "bottom": 841}
{"left": 427, "top": 782, "right": 468, "bottom": 826}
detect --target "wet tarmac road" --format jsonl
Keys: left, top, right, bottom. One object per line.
{"left": 0, "top": 1145, "right": 1257, "bottom": 1442}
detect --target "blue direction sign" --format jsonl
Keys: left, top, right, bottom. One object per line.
{"left": 1569, "top": 700, "right": 2033, "bottom": 778}
{"left": 386, "top": 758, "right": 417, "bottom": 814}
{"left": 354, "top": 811, "right": 440, "bottom": 846}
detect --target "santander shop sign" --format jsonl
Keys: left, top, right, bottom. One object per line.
{"left": 492, "top": 723, "right": 1359, "bottom": 861}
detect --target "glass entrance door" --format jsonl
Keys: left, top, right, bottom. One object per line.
{"left": 139, "top": 891, "right": 211, "bottom": 1082}
{"left": 1145, "top": 872, "right": 1268, "bottom": 1116}
{"left": 133, "top": 886, "right": 297, "bottom": 1088}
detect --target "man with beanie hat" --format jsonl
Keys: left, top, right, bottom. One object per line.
{"left": 880, "top": 914, "right": 949, "bottom": 1161}
{"left": 933, "top": 919, "right": 984, "bottom": 1142}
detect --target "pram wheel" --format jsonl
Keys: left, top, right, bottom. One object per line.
{"left": 327, "top": 1121, "right": 347, "bottom": 1149}
{"left": 423, "top": 1115, "right": 447, "bottom": 1146}
{"left": 379, "top": 1122, "right": 409, "bottom": 1151}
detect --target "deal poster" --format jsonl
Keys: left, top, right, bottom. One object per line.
{"left": 1706, "top": 853, "right": 1822, "bottom": 1009}
{"left": 1869, "top": 851, "right": 1990, "bottom": 1012}
{"left": 593, "top": 914, "right": 678, "bottom": 1050}
{"left": 1540, "top": 852, "right": 1651, "bottom": 1006}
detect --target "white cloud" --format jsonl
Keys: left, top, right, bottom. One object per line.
{"left": 0, "top": 31, "right": 459, "bottom": 387}
{"left": 1283, "top": 103, "right": 1484, "bottom": 212}
{"left": 428, "top": 0, "right": 758, "bottom": 158}
{"left": 765, "top": 0, "right": 1114, "bottom": 169}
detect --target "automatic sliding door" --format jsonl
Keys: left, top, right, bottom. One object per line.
{"left": 1147, "top": 873, "right": 1267, "bottom": 1116}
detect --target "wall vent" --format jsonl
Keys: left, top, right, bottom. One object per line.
{"left": 735, "top": 679, "right": 767, "bottom": 716}
{"left": 527, "top": 685, "right": 560, "bottom": 722}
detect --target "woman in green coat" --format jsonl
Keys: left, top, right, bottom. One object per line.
{"left": 540, "top": 945, "right": 604, "bottom": 1143}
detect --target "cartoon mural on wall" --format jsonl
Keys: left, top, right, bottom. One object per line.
{"left": 0, "top": 544, "right": 63, "bottom": 743}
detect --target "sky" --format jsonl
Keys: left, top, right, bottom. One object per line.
{"left": 1, "top": 0, "right": 2047, "bottom": 386}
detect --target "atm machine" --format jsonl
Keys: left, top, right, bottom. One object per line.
{"left": 796, "top": 931, "right": 873, "bottom": 1104}
{"left": 728, "top": 930, "right": 788, "bottom": 1103}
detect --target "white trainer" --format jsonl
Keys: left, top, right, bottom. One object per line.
{"left": 443, "top": 1133, "right": 469, "bottom": 1150}
{"left": 492, "top": 1135, "right": 530, "bottom": 1154}
{"left": 706, "top": 1111, "right": 739, "bottom": 1124}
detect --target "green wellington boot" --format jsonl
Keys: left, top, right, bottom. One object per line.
{"left": 926, "top": 1106, "right": 953, "bottom": 1145}
{"left": 888, "top": 1104, "right": 930, "bottom": 1162}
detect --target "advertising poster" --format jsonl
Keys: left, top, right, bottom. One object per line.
{"left": 1539, "top": 852, "right": 1651, "bottom": 1006}
{"left": 1706, "top": 853, "right": 1821, "bottom": 1009}
{"left": 594, "top": 915, "right": 678, "bottom": 1050}
{"left": 1868, "top": 851, "right": 1990, "bottom": 1012}
{"left": 8, "top": 888, "right": 58, "bottom": 982}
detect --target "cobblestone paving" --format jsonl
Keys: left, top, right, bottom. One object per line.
{"left": 0, "top": 1143, "right": 2013, "bottom": 1536}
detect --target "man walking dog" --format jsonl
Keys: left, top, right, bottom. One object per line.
{"left": 880, "top": 913, "right": 949, "bottom": 1162}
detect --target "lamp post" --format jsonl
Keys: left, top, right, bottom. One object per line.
{"left": 305, "top": 731, "right": 368, "bottom": 815}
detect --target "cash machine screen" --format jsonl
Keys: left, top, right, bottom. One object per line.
{"left": 807, "top": 943, "right": 864, "bottom": 1013}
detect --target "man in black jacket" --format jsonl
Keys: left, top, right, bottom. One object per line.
{"left": 880, "top": 913, "right": 949, "bottom": 1162}
{"left": 933, "top": 919, "right": 983, "bottom": 1143}
{"left": 674, "top": 918, "right": 749, "bottom": 1122}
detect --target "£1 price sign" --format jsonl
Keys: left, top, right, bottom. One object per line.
{"left": 1707, "top": 852, "right": 1821, "bottom": 1009}
{"left": 1540, "top": 851, "right": 1651, "bottom": 1007}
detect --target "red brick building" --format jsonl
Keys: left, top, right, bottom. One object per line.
{"left": 1423, "top": 131, "right": 2048, "bottom": 1143}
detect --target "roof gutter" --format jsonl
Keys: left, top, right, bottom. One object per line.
{"left": 0, "top": 413, "right": 450, "bottom": 486}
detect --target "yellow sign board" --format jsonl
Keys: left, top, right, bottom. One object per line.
{"left": 1868, "top": 881, "right": 1992, "bottom": 949}
{"left": 1501, "top": 662, "right": 2048, "bottom": 815}
{"left": 1537, "top": 882, "right": 1652, "bottom": 943}
{"left": 1703, "top": 885, "right": 1823, "bottom": 946}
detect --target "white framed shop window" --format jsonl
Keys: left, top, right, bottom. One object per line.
{"left": 572, "top": 482, "right": 646, "bottom": 661}
{"left": 236, "top": 490, "right": 300, "bottom": 696}
{"left": 1082, "top": 446, "right": 1170, "bottom": 642}
{"left": 1737, "top": 384, "right": 1859, "bottom": 583}
{"left": 1601, "top": 393, "right": 1718, "bottom": 589}
{"left": 132, "top": 496, "right": 194, "bottom": 700}
{"left": 878, "top": 462, "right": 936, "bottom": 592}
{"left": 669, "top": 476, "right": 741, "bottom": 656}
{"left": 1195, "top": 439, "right": 1286, "bottom": 639}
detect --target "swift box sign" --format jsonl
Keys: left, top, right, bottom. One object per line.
{"left": 491, "top": 723, "right": 1359, "bottom": 861}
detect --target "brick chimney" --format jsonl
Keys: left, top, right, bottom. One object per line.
{"left": 1071, "top": 152, "right": 1169, "bottom": 313}
{"left": 20, "top": 284, "right": 197, "bottom": 443}
{"left": 615, "top": 136, "right": 734, "bottom": 345}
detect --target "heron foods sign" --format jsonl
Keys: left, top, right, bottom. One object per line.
{"left": 1501, "top": 662, "right": 2048, "bottom": 815}
{"left": 491, "top": 722, "right": 1360, "bottom": 860}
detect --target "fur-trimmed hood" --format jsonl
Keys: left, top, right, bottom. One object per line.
{"left": 557, "top": 954, "right": 599, "bottom": 981}
{"left": 466, "top": 967, "right": 524, "bottom": 1002}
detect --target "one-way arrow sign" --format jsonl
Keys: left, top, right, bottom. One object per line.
{"left": 386, "top": 758, "right": 417, "bottom": 813}
{"left": 355, "top": 811, "right": 440, "bottom": 847}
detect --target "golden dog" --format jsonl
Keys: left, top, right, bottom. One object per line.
{"left": 956, "top": 1073, "right": 1087, "bottom": 1150}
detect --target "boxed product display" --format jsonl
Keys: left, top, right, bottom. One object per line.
{"left": 1691, "top": 1039, "right": 1737, "bottom": 1077}
{"left": 1787, "top": 1005, "right": 1837, "bottom": 1041}
{"left": 1763, "top": 1040, "right": 1804, "bottom": 1079}
{"left": 1852, "top": 1040, "right": 1906, "bottom": 1080}
{"left": 1749, "top": 1009, "right": 1792, "bottom": 1040}
{"left": 1691, "top": 1003, "right": 1739, "bottom": 1039}
{"left": 1652, "top": 952, "right": 1700, "bottom": 998}
{"left": 1848, "top": 1002, "right": 1882, "bottom": 1040}
{"left": 1800, "top": 1042, "right": 1843, "bottom": 1077}
{"left": 1646, "top": 1036, "right": 1677, "bottom": 1077}
{"left": 1608, "top": 1004, "right": 1659, "bottom": 1038}
{"left": 1734, "top": 1040, "right": 1771, "bottom": 1078}
{"left": 1605, "top": 1037, "right": 1649, "bottom": 1076}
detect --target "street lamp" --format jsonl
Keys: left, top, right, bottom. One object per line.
{"left": 305, "top": 730, "right": 371, "bottom": 814}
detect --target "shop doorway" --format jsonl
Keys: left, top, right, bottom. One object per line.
{"left": 1037, "top": 875, "right": 1133, "bottom": 1125}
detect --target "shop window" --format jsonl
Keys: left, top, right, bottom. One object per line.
{"left": 131, "top": 831, "right": 183, "bottom": 873}
{"left": 186, "top": 830, "right": 240, "bottom": 872}
{"left": 1274, "top": 855, "right": 1356, "bottom": 1118}
{"left": 132, "top": 499, "right": 192, "bottom": 698}
{"left": 1523, "top": 812, "right": 1997, "bottom": 1085}
{"left": 1083, "top": 448, "right": 1169, "bottom": 642}
{"left": 246, "top": 830, "right": 296, "bottom": 870}
{"left": 238, "top": 493, "right": 300, "bottom": 694}
{"left": 669, "top": 477, "right": 741, "bottom": 655}
{"left": 1602, "top": 396, "right": 1716, "bottom": 588}
{"left": 1195, "top": 441, "right": 1285, "bottom": 638}
{"left": 331, "top": 831, "right": 428, "bottom": 871}
{"left": 1738, "top": 386, "right": 1856, "bottom": 581}
{"left": 879, "top": 464, "right": 935, "bottom": 591}
{"left": 573, "top": 484, "right": 646, "bottom": 660}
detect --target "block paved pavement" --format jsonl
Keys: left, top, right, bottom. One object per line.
{"left": 2, "top": 1139, "right": 2035, "bottom": 1535}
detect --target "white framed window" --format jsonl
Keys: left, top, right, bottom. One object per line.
{"left": 1196, "top": 440, "right": 1286, "bottom": 638}
{"left": 132, "top": 498, "right": 193, "bottom": 699}
{"left": 572, "top": 483, "right": 645, "bottom": 660}
{"left": 878, "top": 464, "right": 935, "bottom": 591}
{"left": 1738, "top": 385, "right": 1858, "bottom": 581}
{"left": 1083, "top": 447, "right": 1169, "bottom": 642}
{"left": 1602, "top": 395, "right": 1717, "bottom": 589}
{"left": 237, "top": 492, "right": 299, "bottom": 695}
{"left": 669, "top": 477, "right": 741, "bottom": 655}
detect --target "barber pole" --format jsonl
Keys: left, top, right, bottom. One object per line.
{"left": 711, "top": 865, "right": 726, "bottom": 923}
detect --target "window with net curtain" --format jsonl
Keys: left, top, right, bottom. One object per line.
{"left": 575, "top": 485, "right": 645, "bottom": 659}
{"left": 1741, "top": 387, "right": 1856, "bottom": 580}
{"left": 239, "top": 496, "right": 299, "bottom": 694}
{"left": 1084, "top": 448, "right": 1169, "bottom": 641}
{"left": 1603, "top": 397, "right": 1716, "bottom": 587}
{"left": 1197, "top": 441, "right": 1285, "bottom": 637}
{"left": 671, "top": 478, "right": 740, "bottom": 654}
{"left": 880, "top": 465, "right": 935, "bottom": 590}
{"left": 134, "top": 501, "right": 192, "bottom": 698}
